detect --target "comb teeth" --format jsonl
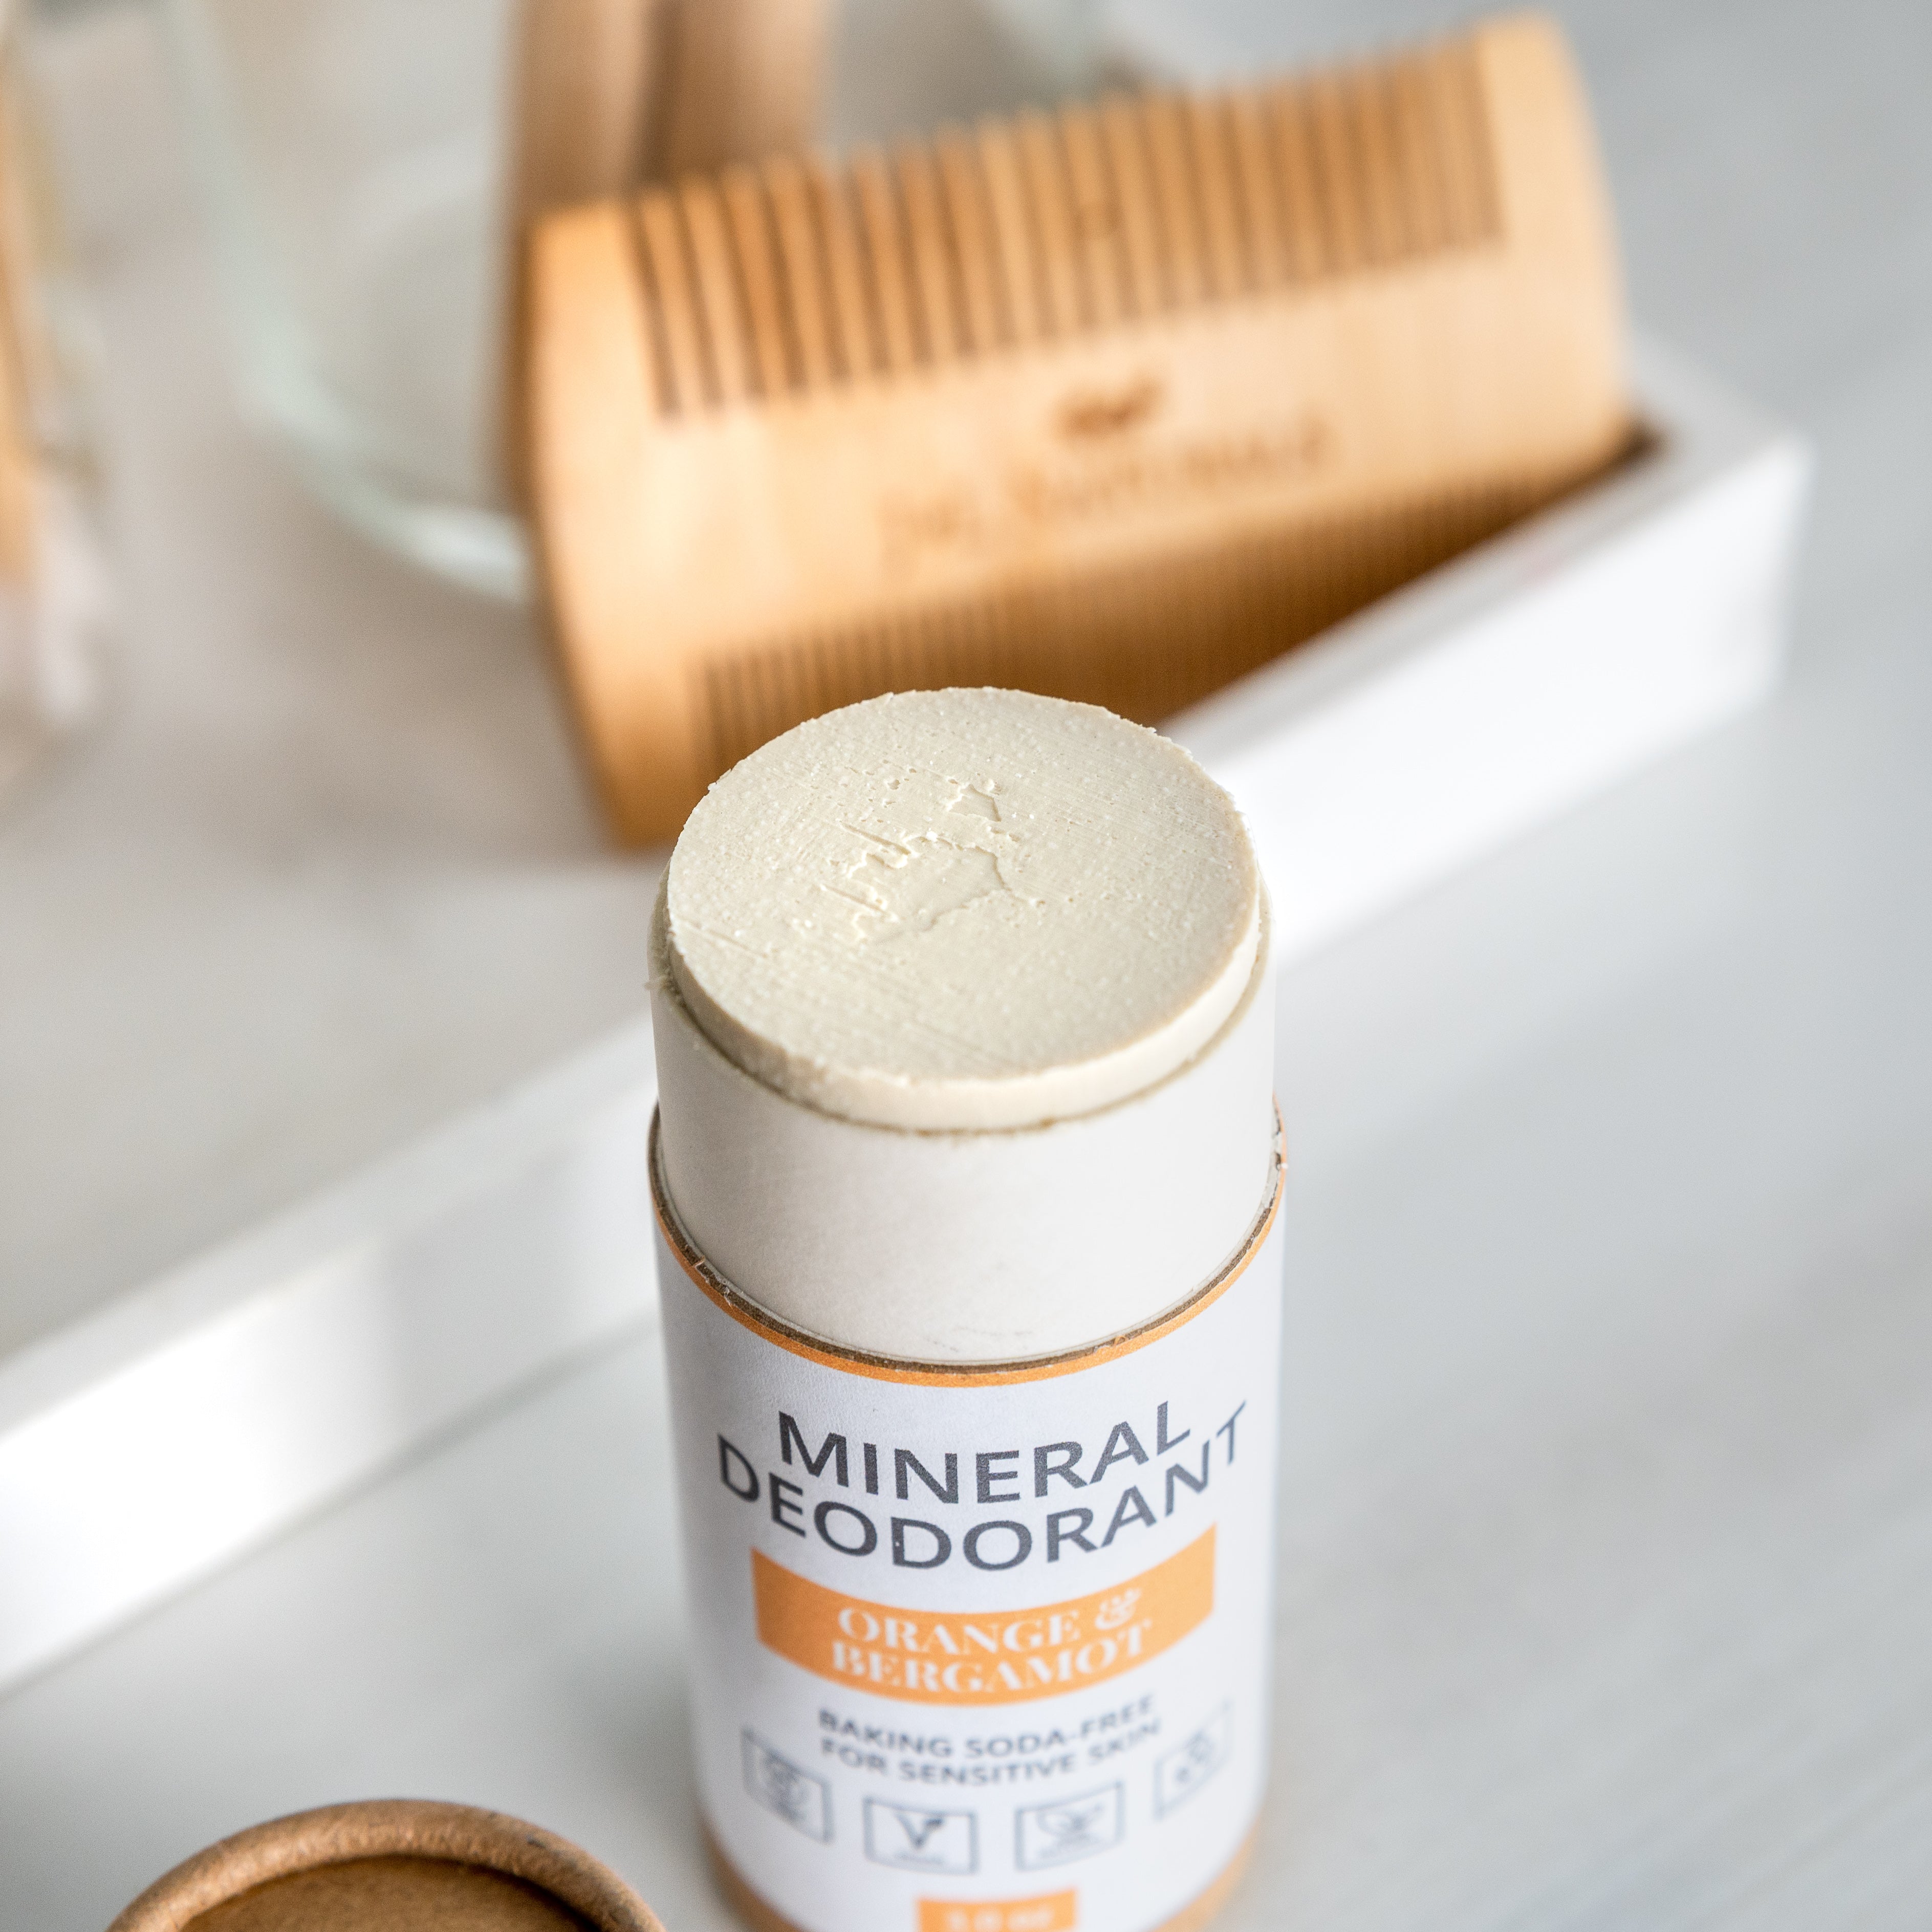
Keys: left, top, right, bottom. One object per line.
{"left": 698, "top": 476, "right": 1538, "bottom": 780}
{"left": 624, "top": 43, "right": 1501, "bottom": 417}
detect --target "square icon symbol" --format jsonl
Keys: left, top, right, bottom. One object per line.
{"left": 865, "top": 1797, "right": 978, "bottom": 1874}
{"left": 1014, "top": 1783, "right": 1124, "bottom": 1870}
{"left": 742, "top": 1730, "right": 832, "bottom": 1841}
{"left": 1154, "top": 1707, "right": 1230, "bottom": 1818}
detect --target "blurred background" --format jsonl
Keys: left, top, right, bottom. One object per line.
{"left": 1, "top": 1, "right": 1927, "bottom": 1927}
{"left": 10, "top": 0, "right": 1922, "bottom": 1361}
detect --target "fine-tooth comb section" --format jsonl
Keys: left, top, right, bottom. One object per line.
{"left": 698, "top": 477, "right": 1538, "bottom": 781}
{"left": 623, "top": 46, "right": 1503, "bottom": 417}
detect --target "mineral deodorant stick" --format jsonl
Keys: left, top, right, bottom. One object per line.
{"left": 650, "top": 690, "right": 1284, "bottom": 1932}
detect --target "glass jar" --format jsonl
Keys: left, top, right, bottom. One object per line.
{"left": 155, "top": 0, "right": 1104, "bottom": 602}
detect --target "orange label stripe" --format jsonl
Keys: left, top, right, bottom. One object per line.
{"left": 753, "top": 1530, "right": 1214, "bottom": 1706}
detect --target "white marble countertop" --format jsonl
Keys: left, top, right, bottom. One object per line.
{"left": 3, "top": 0, "right": 1930, "bottom": 1925}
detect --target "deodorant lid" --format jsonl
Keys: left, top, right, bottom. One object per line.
{"left": 106, "top": 1801, "right": 663, "bottom": 1932}
{"left": 663, "top": 688, "right": 1262, "bottom": 1131}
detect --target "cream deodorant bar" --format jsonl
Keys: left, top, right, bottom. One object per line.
{"left": 650, "top": 688, "right": 1283, "bottom": 1932}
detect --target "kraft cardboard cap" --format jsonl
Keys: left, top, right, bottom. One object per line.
{"left": 106, "top": 1800, "right": 666, "bottom": 1932}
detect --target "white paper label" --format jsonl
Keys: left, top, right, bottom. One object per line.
{"left": 656, "top": 1141, "right": 1285, "bottom": 1932}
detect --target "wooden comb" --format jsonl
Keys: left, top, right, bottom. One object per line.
{"left": 528, "top": 11, "right": 1630, "bottom": 844}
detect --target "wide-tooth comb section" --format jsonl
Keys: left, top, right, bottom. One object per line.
{"left": 1351, "top": 62, "right": 1412, "bottom": 265}
{"left": 1059, "top": 105, "right": 1128, "bottom": 329}
{"left": 935, "top": 130, "right": 1005, "bottom": 355}
{"left": 851, "top": 147, "right": 921, "bottom": 374}
{"left": 1226, "top": 90, "right": 1286, "bottom": 293}
{"left": 1140, "top": 94, "right": 1208, "bottom": 311}
{"left": 1387, "top": 54, "right": 1450, "bottom": 254}
{"left": 1431, "top": 39, "right": 1502, "bottom": 244}
{"left": 617, "top": 45, "right": 1505, "bottom": 418}
{"left": 1303, "top": 72, "right": 1371, "bottom": 273}
{"left": 1183, "top": 95, "right": 1249, "bottom": 300}
{"left": 896, "top": 141, "right": 964, "bottom": 365}
{"left": 809, "top": 157, "right": 878, "bottom": 384}
{"left": 719, "top": 165, "right": 794, "bottom": 399}
{"left": 1265, "top": 78, "right": 1332, "bottom": 283}
{"left": 633, "top": 189, "right": 708, "bottom": 411}
{"left": 1015, "top": 110, "right": 1084, "bottom": 337}
{"left": 975, "top": 119, "right": 1045, "bottom": 348}
{"left": 764, "top": 156, "right": 834, "bottom": 387}
{"left": 679, "top": 178, "right": 753, "bottom": 404}
{"left": 1098, "top": 95, "right": 1165, "bottom": 318}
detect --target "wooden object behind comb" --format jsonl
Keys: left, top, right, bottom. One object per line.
{"left": 508, "top": 0, "right": 828, "bottom": 218}
{"left": 528, "top": 12, "right": 1630, "bottom": 844}
{"left": 505, "top": 0, "right": 826, "bottom": 489}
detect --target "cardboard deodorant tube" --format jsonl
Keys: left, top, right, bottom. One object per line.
{"left": 650, "top": 690, "right": 1284, "bottom": 1932}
